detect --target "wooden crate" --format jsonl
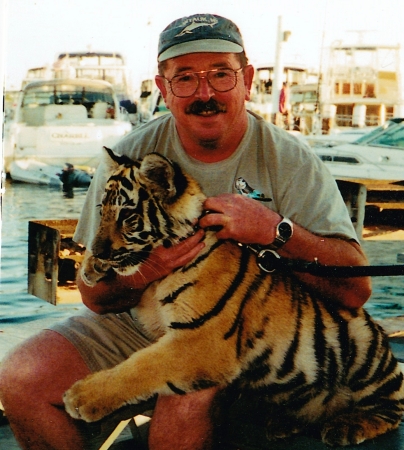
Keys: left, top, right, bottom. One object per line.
{"left": 28, "top": 219, "right": 83, "bottom": 305}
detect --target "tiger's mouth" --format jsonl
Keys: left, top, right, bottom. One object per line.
{"left": 108, "top": 249, "right": 151, "bottom": 272}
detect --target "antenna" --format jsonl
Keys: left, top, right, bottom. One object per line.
{"left": 346, "top": 30, "right": 376, "bottom": 44}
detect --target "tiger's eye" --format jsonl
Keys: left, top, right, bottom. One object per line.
{"left": 119, "top": 208, "right": 133, "bottom": 221}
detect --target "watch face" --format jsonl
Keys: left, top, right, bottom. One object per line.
{"left": 278, "top": 221, "right": 293, "bottom": 240}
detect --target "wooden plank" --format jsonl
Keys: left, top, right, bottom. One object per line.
{"left": 99, "top": 419, "right": 132, "bottom": 450}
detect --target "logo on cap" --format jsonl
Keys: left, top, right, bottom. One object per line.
{"left": 175, "top": 16, "right": 219, "bottom": 38}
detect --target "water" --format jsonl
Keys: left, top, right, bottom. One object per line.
{"left": 1, "top": 179, "right": 87, "bottom": 327}
{"left": 360, "top": 240, "right": 404, "bottom": 319}
{"left": 1, "top": 178, "right": 404, "bottom": 332}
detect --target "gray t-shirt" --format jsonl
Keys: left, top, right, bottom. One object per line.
{"left": 74, "top": 111, "right": 358, "bottom": 248}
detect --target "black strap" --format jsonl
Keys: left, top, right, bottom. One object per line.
{"left": 281, "top": 259, "right": 404, "bottom": 278}
{"left": 242, "top": 244, "right": 404, "bottom": 278}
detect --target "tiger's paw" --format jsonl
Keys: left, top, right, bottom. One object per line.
{"left": 321, "top": 413, "right": 379, "bottom": 447}
{"left": 321, "top": 421, "right": 365, "bottom": 446}
{"left": 81, "top": 255, "right": 111, "bottom": 287}
{"left": 64, "top": 372, "right": 122, "bottom": 422}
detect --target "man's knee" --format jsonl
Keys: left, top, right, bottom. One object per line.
{"left": 0, "top": 334, "right": 43, "bottom": 396}
{"left": 0, "top": 330, "right": 90, "bottom": 405}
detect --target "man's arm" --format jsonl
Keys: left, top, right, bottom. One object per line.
{"left": 78, "top": 230, "right": 206, "bottom": 314}
{"left": 200, "top": 194, "right": 371, "bottom": 309}
{"left": 276, "top": 225, "right": 371, "bottom": 309}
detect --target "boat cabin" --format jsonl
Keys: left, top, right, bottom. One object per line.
{"left": 53, "top": 52, "right": 132, "bottom": 102}
{"left": 18, "top": 78, "right": 119, "bottom": 125}
{"left": 321, "top": 43, "right": 402, "bottom": 129}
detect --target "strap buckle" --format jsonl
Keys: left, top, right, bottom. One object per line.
{"left": 239, "top": 243, "right": 281, "bottom": 273}
{"left": 257, "top": 248, "right": 282, "bottom": 273}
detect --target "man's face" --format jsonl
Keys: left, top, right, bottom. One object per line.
{"left": 155, "top": 52, "right": 254, "bottom": 150}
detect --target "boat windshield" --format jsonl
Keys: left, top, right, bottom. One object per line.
{"left": 22, "top": 83, "right": 115, "bottom": 110}
{"left": 353, "top": 120, "right": 402, "bottom": 145}
{"left": 364, "top": 121, "right": 404, "bottom": 148}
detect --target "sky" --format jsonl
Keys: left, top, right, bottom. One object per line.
{"left": 2, "top": 0, "right": 404, "bottom": 94}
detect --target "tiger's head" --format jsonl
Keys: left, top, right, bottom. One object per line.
{"left": 81, "top": 147, "right": 206, "bottom": 286}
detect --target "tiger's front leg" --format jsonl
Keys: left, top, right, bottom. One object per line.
{"left": 64, "top": 331, "right": 237, "bottom": 422}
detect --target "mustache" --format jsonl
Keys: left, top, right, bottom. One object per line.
{"left": 185, "top": 98, "right": 227, "bottom": 115}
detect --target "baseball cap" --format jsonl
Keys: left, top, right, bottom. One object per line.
{"left": 158, "top": 14, "right": 244, "bottom": 62}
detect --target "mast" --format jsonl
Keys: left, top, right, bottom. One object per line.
{"left": 271, "top": 16, "right": 291, "bottom": 124}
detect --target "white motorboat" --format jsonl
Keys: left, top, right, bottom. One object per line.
{"left": 4, "top": 78, "right": 132, "bottom": 179}
{"left": 313, "top": 118, "right": 404, "bottom": 207}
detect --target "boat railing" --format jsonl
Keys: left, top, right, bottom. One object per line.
{"left": 335, "top": 115, "right": 353, "bottom": 127}
{"left": 366, "top": 115, "right": 381, "bottom": 127}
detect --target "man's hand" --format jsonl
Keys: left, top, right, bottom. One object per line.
{"left": 135, "top": 229, "right": 206, "bottom": 288}
{"left": 200, "top": 194, "right": 281, "bottom": 246}
{"left": 78, "top": 229, "right": 205, "bottom": 314}
{"left": 200, "top": 194, "right": 371, "bottom": 309}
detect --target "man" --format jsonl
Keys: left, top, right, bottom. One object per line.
{"left": 0, "top": 13, "right": 371, "bottom": 450}
{"left": 279, "top": 81, "right": 291, "bottom": 128}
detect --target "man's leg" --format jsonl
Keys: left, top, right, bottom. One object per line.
{"left": 149, "top": 388, "right": 220, "bottom": 450}
{"left": 0, "top": 327, "right": 221, "bottom": 450}
{"left": 0, "top": 330, "right": 91, "bottom": 449}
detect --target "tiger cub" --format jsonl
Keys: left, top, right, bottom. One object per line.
{"left": 64, "top": 148, "right": 404, "bottom": 447}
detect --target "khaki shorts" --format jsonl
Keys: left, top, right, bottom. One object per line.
{"left": 48, "top": 308, "right": 154, "bottom": 373}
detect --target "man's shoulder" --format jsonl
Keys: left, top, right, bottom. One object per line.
{"left": 247, "top": 110, "right": 312, "bottom": 153}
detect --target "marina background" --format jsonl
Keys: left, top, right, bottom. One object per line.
{"left": 2, "top": 0, "right": 404, "bottom": 94}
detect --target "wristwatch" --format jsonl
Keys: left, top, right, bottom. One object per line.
{"left": 238, "top": 216, "right": 294, "bottom": 273}
{"left": 268, "top": 217, "right": 294, "bottom": 250}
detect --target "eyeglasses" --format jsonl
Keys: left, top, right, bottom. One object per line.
{"left": 163, "top": 68, "right": 243, "bottom": 98}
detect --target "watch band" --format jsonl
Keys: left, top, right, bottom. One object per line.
{"left": 237, "top": 217, "right": 294, "bottom": 273}
{"left": 268, "top": 217, "right": 294, "bottom": 250}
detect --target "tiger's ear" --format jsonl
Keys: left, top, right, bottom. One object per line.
{"left": 102, "top": 146, "right": 135, "bottom": 173}
{"left": 140, "top": 153, "right": 176, "bottom": 201}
